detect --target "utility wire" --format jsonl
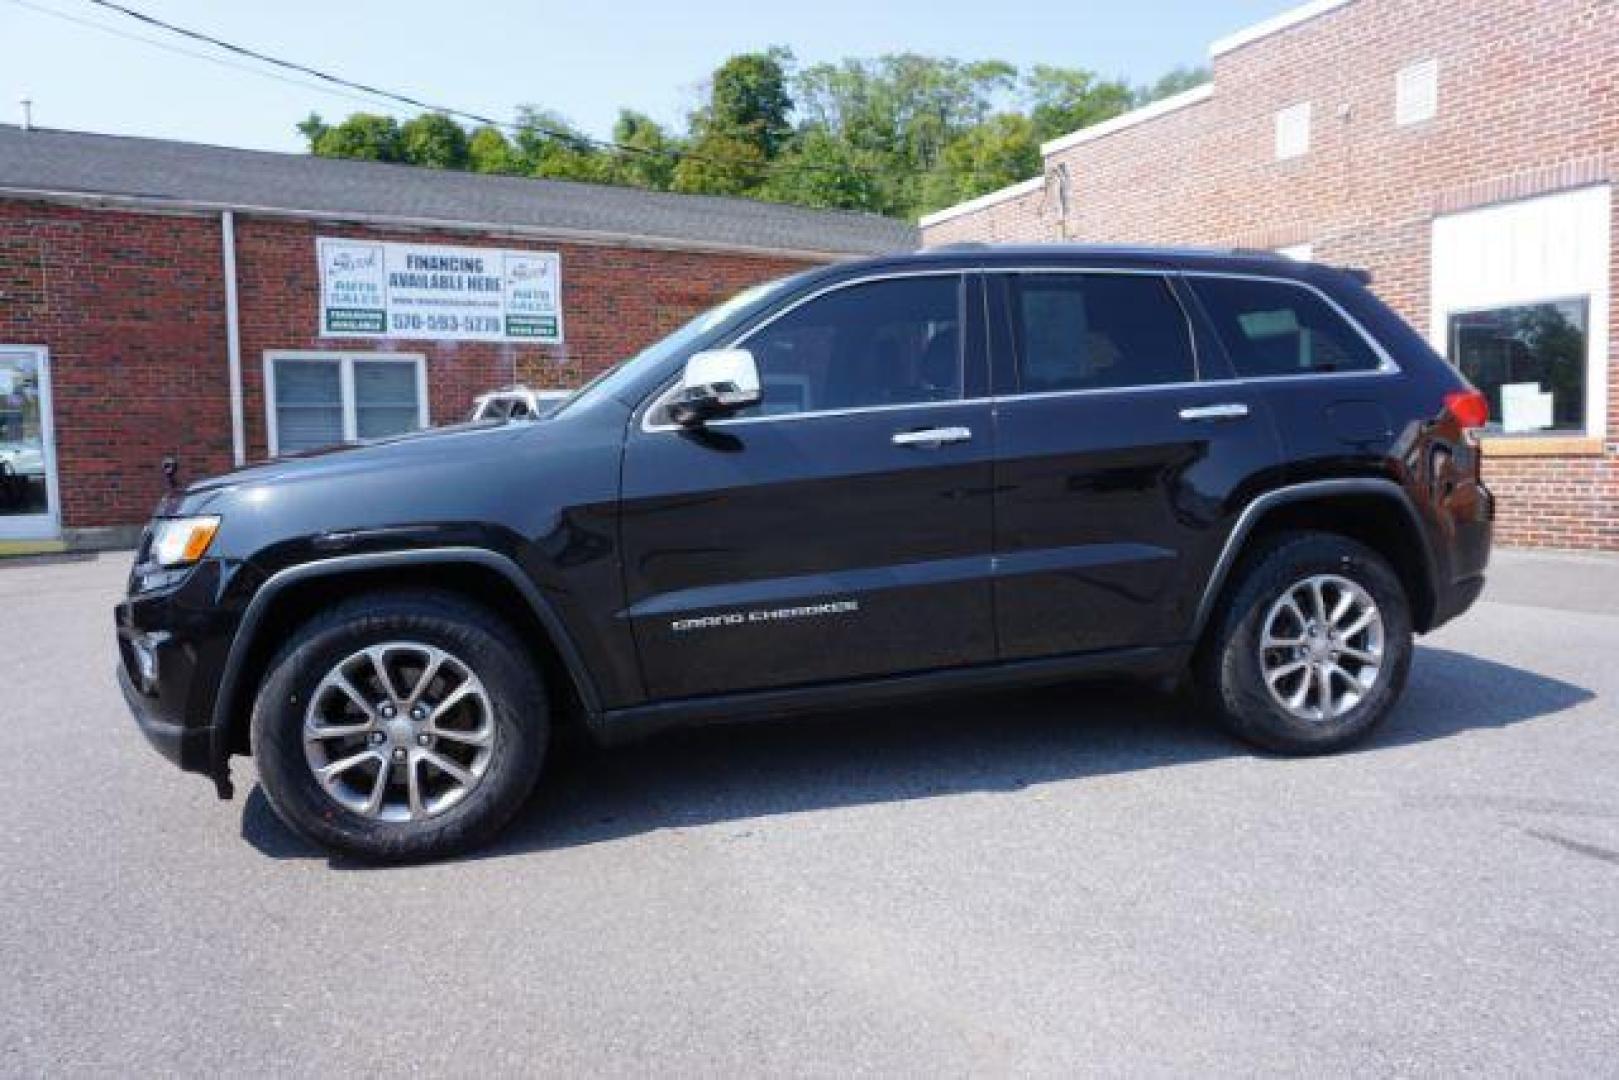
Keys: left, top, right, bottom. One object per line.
{"left": 5, "top": 0, "right": 416, "bottom": 120}
{"left": 76, "top": 0, "right": 910, "bottom": 182}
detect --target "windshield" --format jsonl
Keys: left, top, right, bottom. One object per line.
{"left": 551, "top": 272, "right": 808, "bottom": 417}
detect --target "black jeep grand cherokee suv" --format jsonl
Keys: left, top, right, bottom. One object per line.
{"left": 117, "top": 246, "right": 1493, "bottom": 861}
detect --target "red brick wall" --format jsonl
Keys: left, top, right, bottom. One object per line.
{"left": 921, "top": 0, "right": 1619, "bottom": 551}
{"left": 0, "top": 200, "right": 820, "bottom": 530}
{"left": 231, "top": 217, "right": 816, "bottom": 461}
{"left": 1486, "top": 456, "right": 1619, "bottom": 550}
{"left": 923, "top": 185, "right": 1052, "bottom": 246}
{"left": 0, "top": 201, "right": 233, "bottom": 528}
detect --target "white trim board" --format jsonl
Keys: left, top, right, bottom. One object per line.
{"left": 1209, "top": 0, "right": 1356, "bottom": 57}
{"left": 1429, "top": 184, "right": 1612, "bottom": 439}
{"left": 918, "top": 176, "right": 1044, "bottom": 229}
{"left": 1040, "top": 85, "right": 1214, "bottom": 157}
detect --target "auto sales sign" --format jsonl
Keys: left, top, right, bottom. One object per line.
{"left": 317, "top": 237, "right": 563, "bottom": 343}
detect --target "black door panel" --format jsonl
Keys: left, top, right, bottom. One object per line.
{"left": 620, "top": 271, "right": 996, "bottom": 701}
{"left": 621, "top": 405, "right": 995, "bottom": 698}
{"left": 988, "top": 271, "right": 1286, "bottom": 659}
{"left": 992, "top": 385, "right": 1283, "bottom": 657}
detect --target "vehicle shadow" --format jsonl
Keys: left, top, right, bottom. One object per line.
{"left": 240, "top": 646, "right": 1594, "bottom": 866}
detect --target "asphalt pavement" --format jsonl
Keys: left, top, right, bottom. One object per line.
{"left": 1, "top": 547, "right": 1616, "bottom": 1075}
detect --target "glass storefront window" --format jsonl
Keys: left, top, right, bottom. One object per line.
{"left": 0, "top": 350, "right": 50, "bottom": 520}
{"left": 1448, "top": 299, "right": 1588, "bottom": 434}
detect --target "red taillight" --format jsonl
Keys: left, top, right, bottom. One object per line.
{"left": 1444, "top": 390, "right": 1489, "bottom": 430}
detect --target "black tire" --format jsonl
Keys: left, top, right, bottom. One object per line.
{"left": 250, "top": 589, "right": 548, "bottom": 862}
{"left": 1195, "top": 530, "right": 1412, "bottom": 755}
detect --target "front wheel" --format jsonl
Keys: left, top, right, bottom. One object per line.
{"left": 250, "top": 589, "right": 548, "bottom": 862}
{"left": 1195, "top": 531, "right": 1412, "bottom": 754}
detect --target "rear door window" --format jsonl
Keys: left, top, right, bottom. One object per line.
{"left": 1006, "top": 273, "right": 1194, "bottom": 393}
{"left": 1192, "top": 276, "right": 1382, "bottom": 377}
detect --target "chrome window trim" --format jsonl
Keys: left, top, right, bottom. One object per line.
{"left": 994, "top": 378, "right": 1206, "bottom": 405}
{"left": 638, "top": 264, "right": 1402, "bottom": 433}
{"left": 988, "top": 367, "right": 1398, "bottom": 408}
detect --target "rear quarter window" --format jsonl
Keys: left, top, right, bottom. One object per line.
{"left": 1192, "top": 276, "right": 1383, "bottom": 378}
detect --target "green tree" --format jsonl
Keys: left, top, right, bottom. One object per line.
{"left": 291, "top": 54, "right": 1210, "bottom": 222}
{"left": 919, "top": 112, "right": 1040, "bottom": 213}
{"left": 296, "top": 112, "right": 329, "bottom": 149}
{"left": 308, "top": 113, "right": 405, "bottom": 162}
{"left": 467, "top": 125, "right": 521, "bottom": 174}
{"left": 708, "top": 48, "right": 794, "bottom": 158}
{"left": 673, "top": 49, "right": 794, "bottom": 196}
{"left": 1023, "top": 65, "right": 1134, "bottom": 142}
{"left": 607, "top": 110, "right": 678, "bottom": 189}
{"left": 792, "top": 54, "right": 1016, "bottom": 214}
{"left": 400, "top": 112, "right": 470, "bottom": 169}
{"left": 1135, "top": 65, "right": 1211, "bottom": 105}
{"left": 512, "top": 106, "right": 607, "bottom": 182}
{"left": 759, "top": 127, "right": 885, "bottom": 211}
{"left": 796, "top": 55, "right": 1015, "bottom": 167}
{"left": 671, "top": 131, "right": 769, "bottom": 196}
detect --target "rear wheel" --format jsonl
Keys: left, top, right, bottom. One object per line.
{"left": 1196, "top": 531, "right": 1412, "bottom": 754}
{"left": 251, "top": 589, "right": 548, "bottom": 862}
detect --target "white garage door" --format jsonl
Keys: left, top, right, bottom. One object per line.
{"left": 1431, "top": 185, "right": 1611, "bottom": 437}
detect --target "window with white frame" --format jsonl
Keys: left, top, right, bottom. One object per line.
{"left": 1274, "top": 102, "right": 1311, "bottom": 160}
{"left": 1430, "top": 185, "right": 1611, "bottom": 438}
{"left": 266, "top": 352, "right": 428, "bottom": 455}
{"left": 1395, "top": 59, "right": 1439, "bottom": 126}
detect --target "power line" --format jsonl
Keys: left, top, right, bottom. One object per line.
{"left": 76, "top": 0, "right": 905, "bottom": 183}
{"left": 4, "top": 0, "right": 415, "bottom": 120}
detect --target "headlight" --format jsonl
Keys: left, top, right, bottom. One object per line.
{"left": 148, "top": 515, "right": 221, "bottom": 567}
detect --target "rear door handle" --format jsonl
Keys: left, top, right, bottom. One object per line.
{"left": 1178, "top": 403, "right": 1250, "bottom": 422}
{"left": 892, "top": 425, "right": 972, "bottom": 447}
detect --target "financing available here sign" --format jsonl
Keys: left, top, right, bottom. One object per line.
{"left": 317, "top": 237, "right": 563, "bottom": 343}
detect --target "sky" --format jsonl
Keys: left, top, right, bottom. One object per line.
{"left": 1, "top": 0, "right": 1304, "bottom": 152}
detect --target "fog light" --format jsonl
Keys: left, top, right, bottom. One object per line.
{"left": 133, "top": 631, "right": 169, "bottom": 691}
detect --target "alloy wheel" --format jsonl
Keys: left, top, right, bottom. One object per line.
{"left": 301, "top": 641, "right": 496, "bottom": 822}
{"left": 1258, "top": 573, "right": 1385, "bottom": 722}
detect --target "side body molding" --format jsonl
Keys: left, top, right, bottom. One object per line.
{"left": 1191, "top": 478, "right": 1439, "bottom": 640}
{"left": 208, "top": 546, "right": 603, "bottom": 795}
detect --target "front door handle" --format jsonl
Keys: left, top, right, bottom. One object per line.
{"left": 1178, "top": 403, "right": 1250, "bottom": 422}
{"left": 892, "top": 425, "right": 972, "bottom": 448}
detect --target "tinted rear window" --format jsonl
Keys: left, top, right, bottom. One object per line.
{"left": 1008, "top": 273, "right": 1194, "bottom": 393}
{"left": 1192, "top": 276, "right": 1382, "bottom": 378}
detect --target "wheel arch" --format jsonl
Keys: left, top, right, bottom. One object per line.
{"left": 1192, "top": 479, "right": 1441, "bottom": 645}
{"left": 209, "top": 548, "right": 602, "bottom": 795}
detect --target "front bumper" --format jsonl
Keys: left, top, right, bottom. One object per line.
{"left": 117, "top": 661, "right": 208, "bottom": 771}
{"left": 114, "top": 558, "right": 240, "bottom": 791}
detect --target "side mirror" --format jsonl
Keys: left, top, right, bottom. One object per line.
{"left": 668, "top": 348, "right": 761, "bottom": 426}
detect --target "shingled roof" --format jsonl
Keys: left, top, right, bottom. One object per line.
{"left": 0, "top": 124, "right": 918, "bottom": 258}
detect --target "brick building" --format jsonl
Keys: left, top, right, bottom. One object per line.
{"left": 0, "top": 125, "right": 915, "bottom": 549}
{"left": 922, "top": 0, "right": 1618, "bottom": 551}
